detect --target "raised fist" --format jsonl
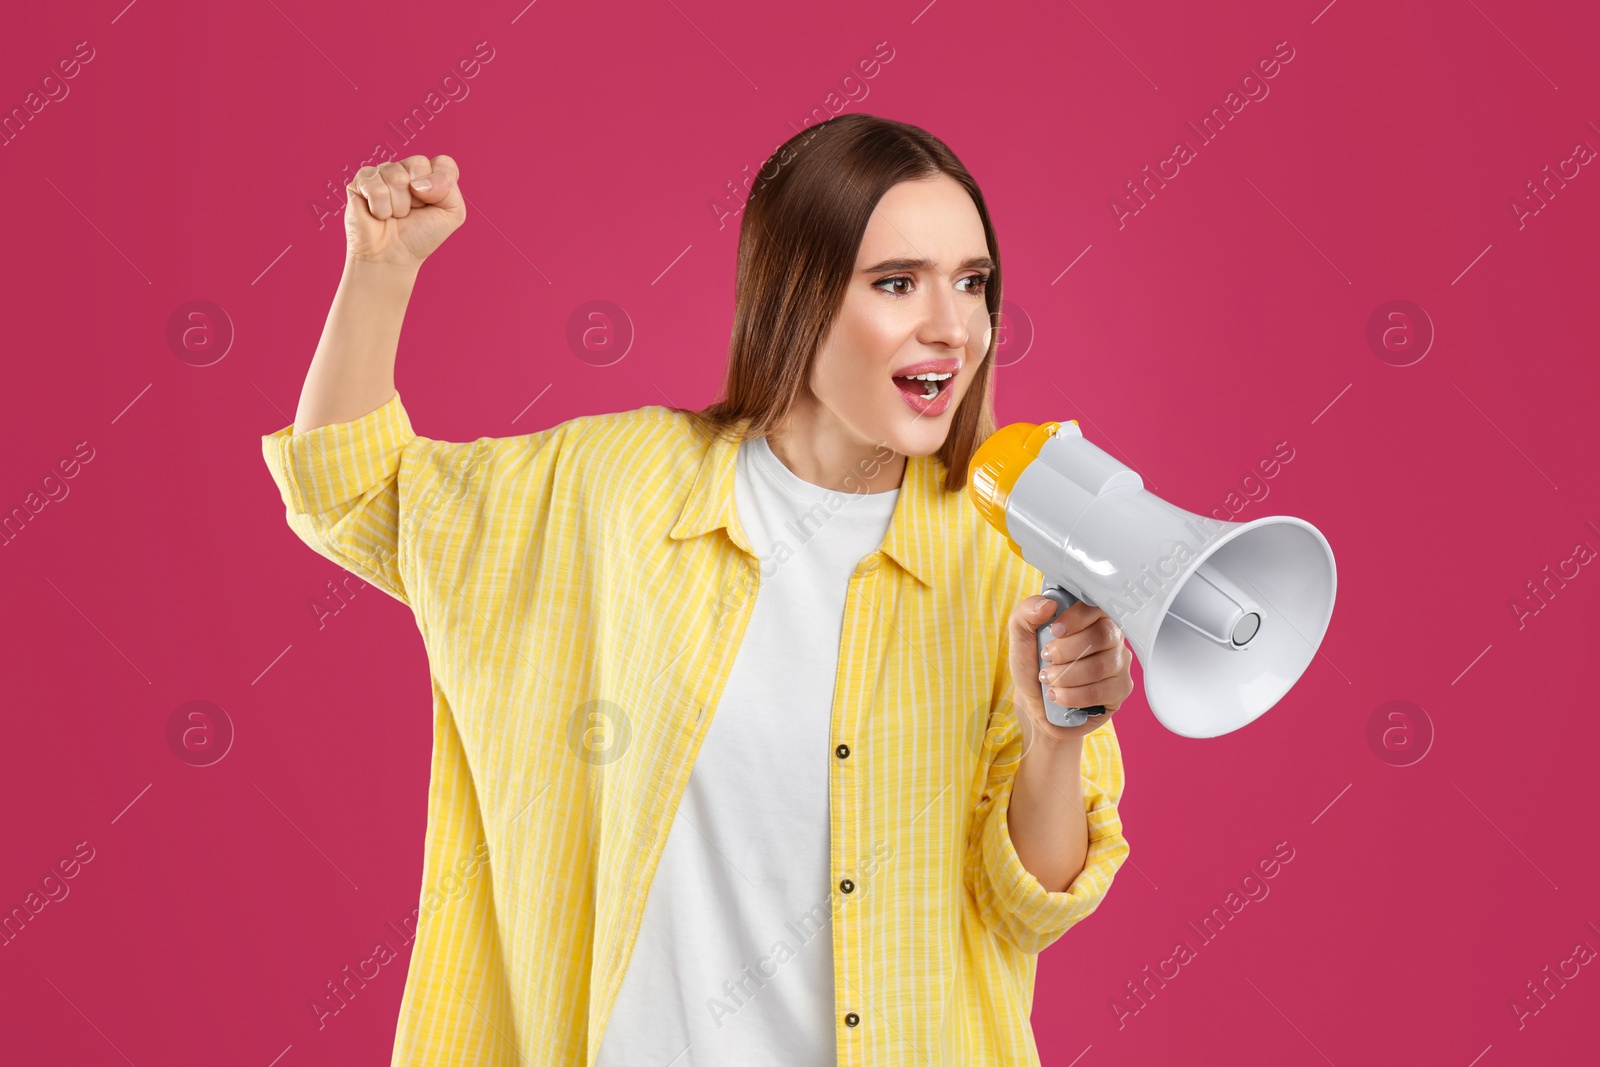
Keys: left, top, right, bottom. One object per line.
{"left": 344, "top": 154, "right": 465, "bottom": 267}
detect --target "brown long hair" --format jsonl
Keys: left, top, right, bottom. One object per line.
{"left": 668, "top": 112, "right": 1001, "bottom": 494}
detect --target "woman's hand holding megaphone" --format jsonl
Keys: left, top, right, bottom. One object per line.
{"left": 1008, "top": 596, "right": 1134, "bottom": 746}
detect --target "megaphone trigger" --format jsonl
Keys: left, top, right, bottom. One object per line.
{"left": 1036, "top": 580, "right": 1109, "bottom": 729}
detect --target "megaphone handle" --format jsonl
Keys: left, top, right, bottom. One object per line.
{"left": 1037, "top": 579, "right": 1108, "bottom": 729}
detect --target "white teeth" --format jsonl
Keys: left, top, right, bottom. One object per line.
{"left": 894, "top": 368, "right": 955, "bottom": 402}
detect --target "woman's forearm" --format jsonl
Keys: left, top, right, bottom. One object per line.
{"left": 292, "top": 256, "right": 421, "bottom": 434}
{"left": 1007, "top": 733, "right": 1088, "bottom": 894}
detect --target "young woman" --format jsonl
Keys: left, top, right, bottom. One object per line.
{"left": 263, "top": 112, "right": 1132, "bottom": 1066}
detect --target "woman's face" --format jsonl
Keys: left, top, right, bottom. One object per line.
{"left": 806, "top": 174, "right": 994, "bottom": 462}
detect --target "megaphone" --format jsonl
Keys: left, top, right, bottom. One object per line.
{"left": 968, "top": 420, "right": 1336, "bottom": 738}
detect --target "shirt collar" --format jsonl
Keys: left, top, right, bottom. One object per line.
{"left": 669, "top": 419, "right": 939, "bottom": 589}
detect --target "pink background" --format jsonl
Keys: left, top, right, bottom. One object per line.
{"left": 3, "top": 1, "right": 1597, "bottom": 1064}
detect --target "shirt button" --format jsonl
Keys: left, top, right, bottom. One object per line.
{"left": 844, "top": 1011, "right": 860, "bottom": 1027}
{"left": 840, "top": 878, "right": 854, "bottom": 894}
{"left": 835, "top": 743, "right": 850, "bottom": 759}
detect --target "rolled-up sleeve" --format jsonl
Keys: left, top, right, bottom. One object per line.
{"left": 964, "top": 581, "right": 1131, "bottom": 955}
{"left": 260, "top": 391, "right": 417, "bottom": 605}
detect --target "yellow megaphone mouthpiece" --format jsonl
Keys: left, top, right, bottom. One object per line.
{"left": 965, "top": 420, "right": 1071, "bottom": 557}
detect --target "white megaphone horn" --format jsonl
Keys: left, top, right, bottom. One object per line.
{"left": 967, "top": 420, "right": 1337, "bottom": 739}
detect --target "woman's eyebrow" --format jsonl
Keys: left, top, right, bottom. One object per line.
{"left": 860, "top": 255, "right": 995, "bottom": 274}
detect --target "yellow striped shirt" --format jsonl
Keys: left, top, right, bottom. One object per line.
{"left": 261, "top": 391, "right": 1130, "bottom": 1066}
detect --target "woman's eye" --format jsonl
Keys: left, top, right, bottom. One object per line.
{"left": 874, "top": 273, "right": 989, "bottom": 296}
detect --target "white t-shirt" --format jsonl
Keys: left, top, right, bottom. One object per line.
{"left": 595, "top": 432, "right": 900, "bottom": 1067}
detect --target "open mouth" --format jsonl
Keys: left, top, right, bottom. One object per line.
{"left": 891, "top": 372, "right": 955, "bottom": 401}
